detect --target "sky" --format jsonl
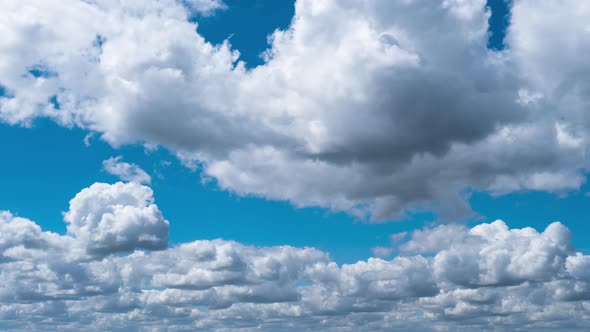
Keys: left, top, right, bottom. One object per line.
{"left": 1, "top": 0, "right": 590, "bottom": 331}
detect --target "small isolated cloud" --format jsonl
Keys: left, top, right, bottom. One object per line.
{"left": 389, "top": 231, "right": 408, "bottom": 244}
{"left": 102, "top": 156, "right": 152, "bottom": 184}
{"left": 83, "top": 132, "right": 94, "bottom": 147}
{"left": 64, "top": 182, "right": 169, "bottom": 256}
{"left": 372, "top": 246, "right": 394, "bottom": 258}
{"left": 0, "top": 183, "right": 589, "bottom": 331}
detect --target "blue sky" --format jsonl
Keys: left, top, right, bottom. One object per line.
{"left": 1, "top": 0, "right": 590, "bottom": 330}
{"left": 196, "top": 0, "right": 296, "bottom": 67}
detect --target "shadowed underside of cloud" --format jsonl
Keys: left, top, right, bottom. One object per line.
{"left": 0, "top": 182, "right": 589, "bottom": 331}
{"left": 0, "top": 0, "right": 589, "bottom": 221}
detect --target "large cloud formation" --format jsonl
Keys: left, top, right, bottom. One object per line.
{"left": 1, "top": 0, "right": 588, "bottom": 220}
{"left": 0, "top": 182, "right": 589, "bottom": 331}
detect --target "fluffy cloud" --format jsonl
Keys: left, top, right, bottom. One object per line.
{"left": 1, "top": 183, "right": 590, "bottom": 330}
{"left": 64, "top": 181, "right": 169, "bottom": 256}
{"left": 102, "top": 156, "right": 152, "bottom": 184}
{"left": 1, "top": 0, "right": 589, "bottom": 220}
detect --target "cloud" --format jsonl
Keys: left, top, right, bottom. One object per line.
{"left": 401, "top": 224, "right": 472, "bottom": 254}
{"left": 64, "top": 182, "right": 169, "bottom": 256}
{"left": 433, "top": 221, "right": 572, "bottom": 287}
{"left": 372, "top": 246, "right": 394, "bottom": 258}
{"left": 1, "top": 3, "right": 589, "bottom": 329}
{"left": 1, "top": 183, "right": 590, "bottom": 330}
{"left": 183, "top": 0, "right": 226, "bottom": 16}
{"left": 0, "top": 0, "right": 589, "bottom": 221}
{"left": 102, "top": 156, "right": 152, "bottom": 184}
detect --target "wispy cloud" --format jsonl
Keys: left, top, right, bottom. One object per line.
{"left": 103, "top": 156, "right": 152, "bottom": 184}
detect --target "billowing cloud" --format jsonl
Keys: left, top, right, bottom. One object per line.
{"left": 102, "top": 156, "right": 152, "bottom": 184}
{"left": 64, "top": 181, "right": 169, "bottom": 256}
{"left": 0, "top": 183, "right": 589, "bottom": 330}
{"left": 0, "top": 1, "right": 588, "bottom": 221}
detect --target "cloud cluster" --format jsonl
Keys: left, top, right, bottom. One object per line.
{"left": 0, "top": 0, "right": 589, "bottom": 220}
{"left": 0, "top": 182, "right": 589, "bottom": 331}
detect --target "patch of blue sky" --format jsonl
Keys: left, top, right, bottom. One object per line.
{"left": 195, "top": 0, "right": 295, "bottom": 68}
{"left": 27, "top": 65, "right": 57, "bottom": 79}
{"left": 486, "top": 0, "right": 510, "bottom": 50}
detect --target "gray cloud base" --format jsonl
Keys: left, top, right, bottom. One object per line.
{"left": 0, "top": 182, "right": 589, "bottom": 331}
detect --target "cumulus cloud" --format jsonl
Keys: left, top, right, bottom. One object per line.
{"left": 64, "top": 181, "right": 169, "bottom": 256}
{"left": 0, "top": 183, "right": 589, "bottom": 330}
{"left": 0, "top": 0, "right": 588, "bottom": 221}
{"left": 102, "top": 156, "right": 152, "bottom": 184}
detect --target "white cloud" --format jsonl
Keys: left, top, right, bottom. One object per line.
{"left": 102, "top": 156, "right": 152, "bottom": 184}
{"left": 401, "top": 224, "right": 471, "bottom": 254}
{"left": 64, "top": 182, "right": 169, "bottom": 256}
{"left": 184, "top": 0, "right": 226, "bottom": 16}
{"left": 0, "top": 184, "right": 590, "bottom": 330}
{"left": 1, "top": 0, "right": 589, "bottom": 220}
{"left": 433, "top": 221, "right": 572, "bottom": 287}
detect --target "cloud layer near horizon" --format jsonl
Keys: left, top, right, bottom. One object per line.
{"left": 1, "top": 0, "right": 589, "bottom": 220}
{"left": 0, "top": 181, "right": 589, "bottom": 331}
